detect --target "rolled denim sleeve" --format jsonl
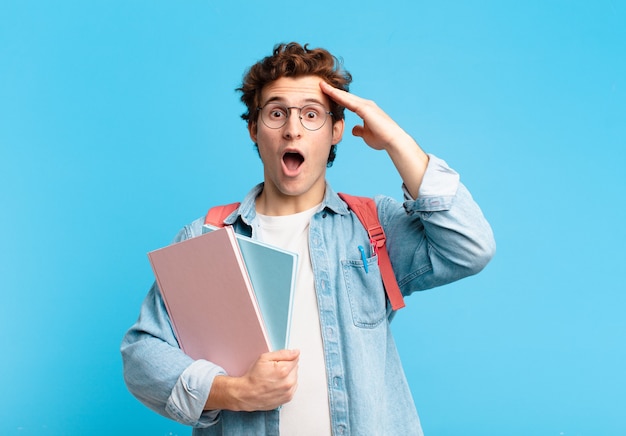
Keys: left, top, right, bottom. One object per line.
{"left": 167, "top": 360, "right": 225, "bottom": 426}
{"left": 402, "top": 154, "right": 460, "bottom": 208}
{"left": 385, "top": 154, "right": 496, "bottom": 294}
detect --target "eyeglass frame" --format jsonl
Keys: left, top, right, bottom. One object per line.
{"left": 256, "top": 102, "right": 334, "bottom": 131}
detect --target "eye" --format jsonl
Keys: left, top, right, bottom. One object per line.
{"left": 302, "top": 106, "right": 322, "bottom": 120}
{"left": 267, "top": 105, "right": 287, "bottom": 120}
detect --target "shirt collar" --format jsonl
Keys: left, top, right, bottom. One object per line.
{"left": 227, "top": 182, "right": 351, "bottom": 227}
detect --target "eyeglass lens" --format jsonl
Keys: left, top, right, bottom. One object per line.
{"left": 259, "top": 104, "right": 330, "bottom": 131}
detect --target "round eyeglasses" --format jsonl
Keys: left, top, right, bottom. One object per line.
{"left": 257, "top": 103, "right": 333, "bottom": 131}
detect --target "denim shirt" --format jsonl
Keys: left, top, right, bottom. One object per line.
{"left": 121, "top": 155, "right": 495, "bottom": 435}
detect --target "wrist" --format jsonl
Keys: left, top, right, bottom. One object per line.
{"left": 205, "top": 375, "right": 245, "bottom": 412}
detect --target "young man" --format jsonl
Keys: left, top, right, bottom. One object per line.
{"left": 121, "top": 42, "right": 495, "bottom": 435}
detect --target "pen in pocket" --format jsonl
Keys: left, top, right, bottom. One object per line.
{"left": 358, "top": 245, "right": 369, "bottom": 273}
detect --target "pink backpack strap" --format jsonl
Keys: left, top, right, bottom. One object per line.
{"left": 205, "top": 202, "right": 240, "bottom": 227}
{"left": 338, "top": 193, "right": 406, "bottom": 311}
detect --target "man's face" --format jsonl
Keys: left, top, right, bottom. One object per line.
{"left": 249, "top": 75, "right": 344, "bottom": 206}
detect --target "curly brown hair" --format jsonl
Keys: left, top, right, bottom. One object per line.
{"left": 237, "top": 43, "right": 352, "bottom": 166}
{"left": 238, "top": 42, "right": 352, "bottom": 124}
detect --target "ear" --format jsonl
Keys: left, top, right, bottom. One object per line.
{"left": 332, "top": 119, "right": 344, "bottom": 144}
{"left": 248, "top": 120, "right": 258, "bottom": 143}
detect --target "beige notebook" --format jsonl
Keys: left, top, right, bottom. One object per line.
{"left": 148, "top": 226, "right": 271, "bottom": 376}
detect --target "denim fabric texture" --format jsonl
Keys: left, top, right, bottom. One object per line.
{"left": 121, "top": 155, "right": 496, "bottom": 435}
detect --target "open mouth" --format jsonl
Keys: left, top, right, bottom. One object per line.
{"left": 282, "top": 152, "right": 305, "bottom": 172}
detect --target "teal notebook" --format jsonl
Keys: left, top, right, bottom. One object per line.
{"left": 203, "top": 225, "right": 297, "bottom": 351}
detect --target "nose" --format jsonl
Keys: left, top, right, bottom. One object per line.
{"left": 283, "top": 108, "right": 303, "bottom": 139}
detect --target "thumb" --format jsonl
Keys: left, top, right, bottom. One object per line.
{"left": 352, "top": 125, "right": 365, "bottom": 138}
{"left": 267, "top": 349, "right": 300, "bottom": 362}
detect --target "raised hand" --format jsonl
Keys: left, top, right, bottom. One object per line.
{"left": 320, "top": 80, "right": 429, "bottom": 197}
{"left": 320, "top": 80, "right": 408, "bottom": 151}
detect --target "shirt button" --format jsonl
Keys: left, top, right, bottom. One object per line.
{"left": 333, "top": 376, "right": 342, "bottom": 387}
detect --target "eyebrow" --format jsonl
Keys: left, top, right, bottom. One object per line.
{"left": 261, "top": 96, "right": 327, "bottom": 107}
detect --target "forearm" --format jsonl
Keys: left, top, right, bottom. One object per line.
{"left": 384, "top": 131, "right": 430, "bottom": 198}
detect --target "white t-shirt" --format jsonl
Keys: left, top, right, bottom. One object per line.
{"left": 254, "top": 205, "right": 332, "bottom": 436}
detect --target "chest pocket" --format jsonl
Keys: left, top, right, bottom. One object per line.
{"left": 341, "top": 256, "right": 387, "bottom": 328}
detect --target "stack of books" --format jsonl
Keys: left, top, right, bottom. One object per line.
{"left": 148, "top": 225, "right": 297, "bottom": 376}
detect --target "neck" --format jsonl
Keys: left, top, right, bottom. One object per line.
{"left": 256, "top": 184, "right": 325, "bottom": 216}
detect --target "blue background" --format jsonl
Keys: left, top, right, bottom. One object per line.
{"left": 1, "top": 1, "right": 624, "bottom": 435}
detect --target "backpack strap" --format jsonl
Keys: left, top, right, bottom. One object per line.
{"left": 338, "top": 193, "right": 406, "bottom": 311}
{"left": 205, "top": 202, "right": 240, "bottom": 227}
